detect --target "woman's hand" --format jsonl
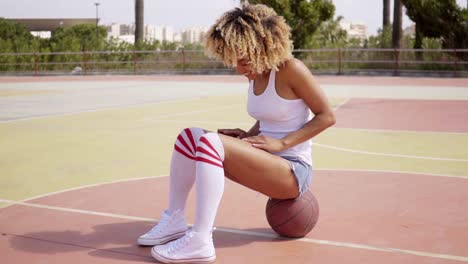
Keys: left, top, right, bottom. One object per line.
{"left": 242, "top": 135, "right": 285, "bottom": 152}
{"left": 218, "top": 128, "right": 248, "bottom": 139}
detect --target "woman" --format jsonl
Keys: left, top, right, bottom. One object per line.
{"left": 138, "top": 3, "right": 335, "bottom": 263}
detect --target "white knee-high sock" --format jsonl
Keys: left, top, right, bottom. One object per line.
{"left": 193, "top": 132, "right": 225, "bottom": 234}
{"left": 168, "top": 127, "right": 205, "bottom": 215}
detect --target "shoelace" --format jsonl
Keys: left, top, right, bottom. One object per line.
{"left": 166, "top": 231, "right": 194, "bottom": 254}
{"left": 149, "top": 212, "right": 172, "bottom": 234}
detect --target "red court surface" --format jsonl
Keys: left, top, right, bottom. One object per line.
{"left": 335, "top": 98, "right": 468, "bottom": 133}
{"left": 1, "top": 171, "right": 468, "bottom": 264}
{"left": 1, "top": 75, "right": 467, "bottom": 263}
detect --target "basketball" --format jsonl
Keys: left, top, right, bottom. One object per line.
{"left": 265, "top": 190, "right": 319, "bottom": 238}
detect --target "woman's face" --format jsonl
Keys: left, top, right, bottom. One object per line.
{"left": 235, "top": 59, "right": 254, "bottom": 80}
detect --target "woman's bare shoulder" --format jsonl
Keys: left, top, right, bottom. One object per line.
{"left": 280, "top": 58, "right": 310, "bottom": 76}
{"left": 278, "top": 58, "right": 313, "bottom": 83}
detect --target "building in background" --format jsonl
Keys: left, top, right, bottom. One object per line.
{"left": 6, "top": 18, "right": 97, "bottom": 39}
{"left": 145, "top": 25, "right": 174, "bottom": 42}
{"left": 107, "top": 23, "right": 174, "bottom": 43}
{"left": 31, "top": 31, "right": 51, "bottom": 39}
{"left": 339, "top": 20, "right": 368, "bottom": 40}
{"left": 181, "top": 26, "right": 208, "bottom": 44}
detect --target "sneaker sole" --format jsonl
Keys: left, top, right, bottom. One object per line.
{"left": 151, "top": 247, "right": 216, "bottom": 264}
{"left": 137, "top": 230, "right": 187, "bottom": 246}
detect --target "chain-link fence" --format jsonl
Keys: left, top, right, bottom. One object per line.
{"left": 1, "top": 48, "right": 466, "bottom": 77}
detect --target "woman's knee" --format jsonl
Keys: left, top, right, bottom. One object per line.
{"left": 176, "top": 127, "right": 206, "bottom": 143}
{"left": 197, "top": 132, "right": 225, "bottom": 162}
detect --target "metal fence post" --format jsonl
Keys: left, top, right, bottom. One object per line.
{"left": 338, "top": 48, "right": 343, "bottom": 75}
{"left": 453, "top": 49, "right": 458, "bottom": 78}
{"left": 33, "top": 52, "right": 38, "bottom": 76}
{"left": 133, "top": 50, "right": 138, "bottom": 74}
{"left": 83, "top": 51, "right": 88, "bottom": 76}
{"left": 394, "top": 48, "right": 400, "bottom": 76}
{"left": 182, "top": 48, "right": 186, "bottom": 73}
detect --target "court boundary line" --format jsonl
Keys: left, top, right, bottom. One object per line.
{"left": 1, "top": 198, "right": 467, "bottom": 262}
{"left": 9, "top": 168, "right": 467, "bottom": 207}
{"left": 1, "top": 168, "right": 465, "bottom": 212}
{"left": 332, "top": 97, "right": 351, "bottom": 111}
{"left": 2, "top": 92, "right": 467, "bottom": 135}
{"left": 331, "top": 126, "right": 468, "bottom": 136}
{"left": 0, "top": 97, "right": 203, "bottom": 124}
{"left": 19, "top": 175, "right": 165, "bottom": 203}
{"left": 316, "top": 168, "right": 468, "bottom": 179}
{"left": 131, "top": 116, "right": 468, "bottom": 163}
{"left": 313, "top": 142, "right": 468, "bottom": 162}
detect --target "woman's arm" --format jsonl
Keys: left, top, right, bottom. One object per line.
{"left": 243, "top": 59, "right": 335, "bottom": 152}
{"left": 280, "top": 59, "right": 336, "bottom": 150}
{"left": 218, "top": 120, "right": 260, "bottom": 139}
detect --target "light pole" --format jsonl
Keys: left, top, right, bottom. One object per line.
{"left": 94, "top": 2, "right": 100, "bottom": 40}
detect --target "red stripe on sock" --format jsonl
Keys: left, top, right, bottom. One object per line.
{"left": 177, "top": 134, "right": 194, "bottom": 155}
{"left": 174, "top": 144, "right": 195, "bottom": 160}
{"left": 196, "top": 146, "right": 222, "bottom": 162}
{"left": 195, "top": 157, "right": 223, "bottom": 168}
{"left": 199, "top": 137, "right": 221, "bottom": 160}
{"left": 184, "top": 128, "right": 197, "bottom": 153}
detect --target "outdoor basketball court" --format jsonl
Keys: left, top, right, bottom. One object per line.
{"left": 1, "top": 75, "right": 467, "bottom": 263}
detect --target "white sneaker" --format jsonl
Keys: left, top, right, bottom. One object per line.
{"left": 137, "top": 210, "right": 188, "bottom": 246}
{"left": 151, "top": 230, "right": 216, "bottom": 263}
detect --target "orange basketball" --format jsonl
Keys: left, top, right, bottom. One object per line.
{"left": 265, "top": 190, "right": 319, "bottom": 238}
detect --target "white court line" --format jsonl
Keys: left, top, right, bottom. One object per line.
{"left": 139, "top": 118, "right": 468, "bottom": 163}
{"left": 330, "top": 126, "right": 468, "bottom": 136}
{"left": 333, "top": 97, "right": 351, "bottom": 111}
{"left": 313, "top": 142, "right": 468, "bottom": 162}
{"left": 15, "top": 168, "right": 466, "bottom": 207}
{"left": 332, "top": 97, "right": 467, "bottom": 135}
{"left": 146, "top": 119, "right": 252, "bottom": 126}
{"left": 142, "top": 104, "right": 244, "bottom": 122}
{"left": 0, "top": 97, "right": 201, "bottom": 124}
{"left": 1, "top": 198, "right": 467, "bottom": 262}
{"left": 19, "top": 175, "right": 164, "bottom": 203}
{"left": 316, "top": 168, "right": 468, "bottom": 179}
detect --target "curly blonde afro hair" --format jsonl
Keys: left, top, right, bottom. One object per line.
{"left": 204, "top": 3, "right": 293, "bottom": 74}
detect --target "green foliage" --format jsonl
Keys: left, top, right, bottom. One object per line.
{"left": 422, "top": 37, "right": 442, "bottom": 49}
{"left": 50, "top": 24, "right": 107, "bottom": 52}
{"left": 367, "top": 26, "right": 414, "bottom": 49}
{"left": 0, "top": 18, "right": 36, "bottom": 53}
{"left": 0, "top": 18, "right": 33, "bottom": 42}
{"left": 248, "top": 0, "right": 335, "bottom": 49}
{"left": 310, "top": 16, "right": 348, "bottom": 48}
{"left": 402, "top": 0, "right": 467, "bottom": 58}
{"left": 367, "top": 26, "right": 392, "bottom": 48}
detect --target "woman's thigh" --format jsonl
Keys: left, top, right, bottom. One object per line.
{"left": 219, "top": 134, "right": 299, "bottom": 199}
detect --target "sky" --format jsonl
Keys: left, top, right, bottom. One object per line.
{"left": 0, "top": 0, "right": 466, "bottom": 35}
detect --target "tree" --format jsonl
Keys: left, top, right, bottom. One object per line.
{"left": 310, "top": 16, "right": 348, "bottom": 48}
{"left": 0, "top": 18, "right": 35, "bottom": 52}
{"left": 368, "top": 26, "right": 392, "bottom": 48}
{"left": 383, "top": 0, "right": 391, "bottom": 28}
{"left": 50, "top": 24, "right": 107, "bottom": 52}
{"left": 402, "top": 0, "right": 468, "bottom": 58}
{"left": 135, "top": 0, "right": 144, "bottom": 46}
{"left": 248, "top": 0, "right": 335, "bottom": 48}
{"left": 392, "top": 0, "right": 403, "bottom": 49}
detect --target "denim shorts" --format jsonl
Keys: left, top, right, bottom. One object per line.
{"left": 281, "top": 156, "right": 313, "bottom": 197}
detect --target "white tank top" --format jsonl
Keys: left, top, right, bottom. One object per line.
{"left": 247, "top": 69, "right": 313, "bottom": 165}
